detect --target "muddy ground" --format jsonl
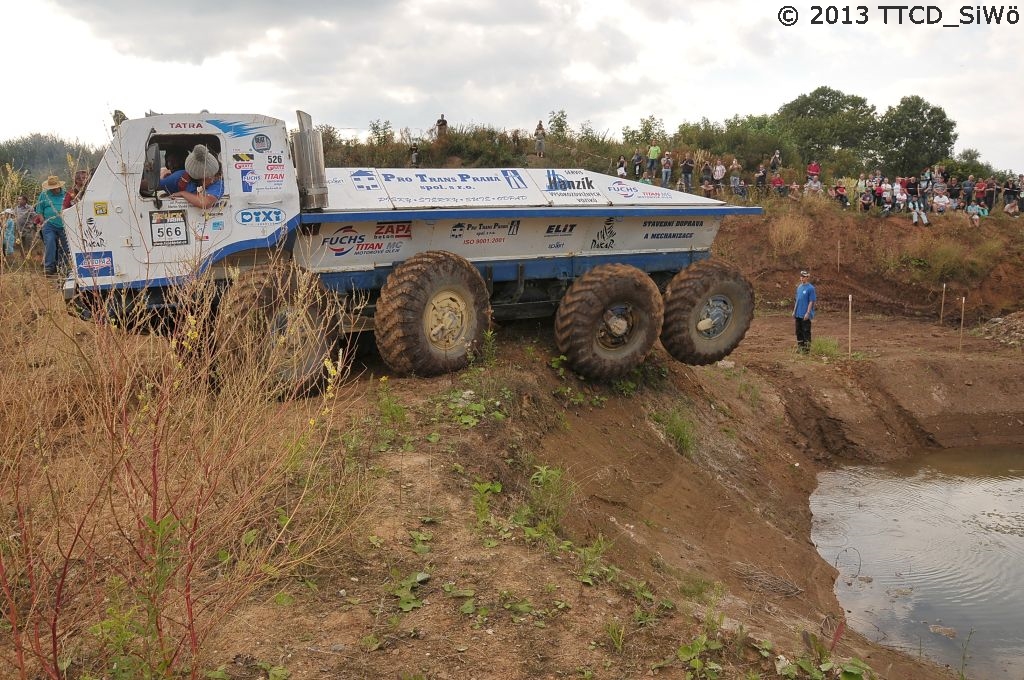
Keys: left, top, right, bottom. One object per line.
{"left": 206, "top": 306, "right": 1023, "bottom": 680}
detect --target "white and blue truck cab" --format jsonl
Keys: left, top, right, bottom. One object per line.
{"left": 63, "top": 110, "right": 761, "bottom": 388}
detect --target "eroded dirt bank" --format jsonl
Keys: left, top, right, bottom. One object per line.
{"left": 208, "top": 313, "right": 1022, "bottom": 679}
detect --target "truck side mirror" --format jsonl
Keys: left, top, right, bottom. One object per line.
{"left": 142, "top": 142, "right": 161, "bottom": 198}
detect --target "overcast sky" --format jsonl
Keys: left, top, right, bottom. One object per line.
{"left": 9, "top": 0, "right": 1021, "bottom": 171}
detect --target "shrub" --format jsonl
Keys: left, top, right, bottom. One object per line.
{"left": 767, "top": 211, "right": 811, "bottom": 258}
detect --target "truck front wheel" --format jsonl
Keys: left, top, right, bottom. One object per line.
{"left": 215, "top": 265, "right": 339, "bottom": 397}
{"left": 660, "top": 260, "right": 754, "bottom": 365}
{"left": 554, "top": 264, "right": 664, "bottom": 381}
{"left": 375, "top": 251, "right": 492, "bottom": 376}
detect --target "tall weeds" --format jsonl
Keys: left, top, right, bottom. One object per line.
{"left": 0, "top": 266, "right": 367, "bottom": 678}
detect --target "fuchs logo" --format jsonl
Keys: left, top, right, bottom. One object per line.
{"left": 322, "top": 226, "right": 365, "bottom": 256}
{"left": 545, "top": 170, "right": 594, "bottom": 191}
{"left": 75, "top": 251, "right": 115, "bottom": 277}
{"left": 608, "top": 180, "right": 637, "bottom": 199}
{"left": 252, "top": 134, "right": 272, "bottom": 153}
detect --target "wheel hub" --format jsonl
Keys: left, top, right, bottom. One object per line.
{"left": 697, "top": 295, "right": 733, "bottom": 338}
{"left": 425, "top": 290, "right": 469, "bottom": 351}
{"left": 598, "top": 305, "right": 634, "bottom": 349}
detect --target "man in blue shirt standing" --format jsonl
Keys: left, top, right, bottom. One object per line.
{"left": 794, "top": 269, "right": 816, "bottom": 354}
{"left": 36, "top": 175, "right": 68, "bottom": 276}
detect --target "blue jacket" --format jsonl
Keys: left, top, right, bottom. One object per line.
{"left": 36, "top": 189, "right": 66, "bottom": 228}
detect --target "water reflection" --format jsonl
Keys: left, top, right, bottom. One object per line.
{"left": 810, "top": 446, "right": 1024, "bottom": 680}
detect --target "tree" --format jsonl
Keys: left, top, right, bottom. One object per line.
{"left": 875, "top": 96, "right": 957, "bottom": 177}
{"left": 621, "top": 115, "right": 666, "bottom": 147}
{"left": 548, "top": 110, "right": 569, "bottom": 140}
{"left": 775, "top": 86, "right": 877, "bottom": 167}
{"left": 939, "top": 148, "right": 996, "bottom": 181}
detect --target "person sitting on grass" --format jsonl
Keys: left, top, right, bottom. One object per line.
{"left": 788, "top": 182, "right": 802, "bottom": 201}
{"left": 908, "top": 196, "right": 930, "bottom": 226}
{"left": 859, "top": 189, "right": 874, "bottom": 213}
{"left": 834, "top": 181, "right": 849, "bottom": 208}
{"left": 966, "top": 199, "right": 987, "bottom": 227}
{"left": 1004, "top": 199, "right": 1020, "bottom": 218}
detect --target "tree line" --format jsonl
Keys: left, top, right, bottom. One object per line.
{"left": 0, "top": 87, "right": 1009, "bottom": 193}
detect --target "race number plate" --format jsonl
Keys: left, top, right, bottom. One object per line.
{"left": 150, "top": 209, "right": 189, "bottom": 246}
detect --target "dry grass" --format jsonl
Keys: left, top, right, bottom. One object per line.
{"left": 767, "top": 209, "right": 812, "bottom": 259}
{"left": 0, "top": 268, "right": 369, "bottom": 678}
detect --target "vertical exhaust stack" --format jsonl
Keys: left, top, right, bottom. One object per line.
{"left": 293, "top": 110, "right": 329, "bottom": 210}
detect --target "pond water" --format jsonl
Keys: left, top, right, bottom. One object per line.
{"left": 810, "top": 446, "right": 1024, "bottom": 680}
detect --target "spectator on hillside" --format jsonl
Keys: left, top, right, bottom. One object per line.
{"left": 754, "top": 165, "right": 767, "bottom": 195}
{"left": 729, "top": 159, "right": 743, "bottom": 192}
{"left": 769, "top": 149, "right": 782, "bottom": 172}
{"left": 905, "top": 175, "right": 919, "bottom": 202}
{"left": 804, "top": 174, "right": 823, "bottom": 196}
{"left": 712, "top": 158, "right": 727, "bottom": 194}
{"left": 616, "top": 155, "right": 628, "bottom": 178}
{"left": 947, "top": 177, "right": 962, "bottom": 210}
{"left": 933, "top": 192, "right": 951, "bottom": 214}
{"left": 3, "top": 209, "right": 14, "bottom": 260}
{"left": 770, "top": 172, "right": 786, "bottom": 196}
{"left": 908, "top": 196, "right": 930, "bottom": 226}
{"left": 966, "top": 199, "right": 986, "bottom": 227}
{"left": 894, "top": 184, "right": 908, "bottom": 212}
{"left": 1003, "top": 198, "right": 1020, "bottom": 217}
{"left": 973, "top": 177, "right": 987, "bottom": 210}
{"left": 788, "top": 181, "right": 802, "bottom": 201}
{"left": 735, "top": 179, "right": 749, "bottom": 199}
{"left": 834, "top": 181, "right": 849, "bottom": 208}
{"left": 435, "top": 114, "right": 448, "bottom": 139}
{"left": 962, "top": 175, "right": 975, "bottom": 204}
{"left": 13, "top": 195, "right": 36, "bottom": 257}
{"left": 534, "top": 121, "right": 545, "bottom": 157}
{"left": 36, "top": 175, "right": 68, "bottom": 275}
{"left": 679, "top": 153, "right": 695, "bottom": 191}
{"left": 700, "top": 160, "right": 713, "bottom": 185}
{"left": 639, "top": 171, "right": 653, "bottom": 185}
{"left": 660, "top": 151, "right": 674, "bottom": 187}
{"left": 63, "top": 169, "right": 91, "bottom": 210}
{"left": 919, "top": 166, "right": 933, "bottom": 202}
{"left": 631, "top": 148, "right": 644, "bottom": 179}
{"left": 647, "top": 142, "right": 661, "bottom": 175}
{"left": 1002, "top": 176, "right": 1018, "bottom": 206}
{"left": 855, "top": 173, "right": 868, "bottom": 195}
{"left": 984, "top": 177, "right": 997, "bottom": 211}
{"left": 806, "top": 159, "right": 821, "bottom": 181}
{"left": 701, "top": 178, "right": 715, "bottom": 198}
{"left": 859, "top": 188, "right": 874, "bottom": 212}
{"left": 880, "top": 194, "right": 896, "bottom": 217}
{"left": 410, "top": 144, "right": 419, "bottom": 168}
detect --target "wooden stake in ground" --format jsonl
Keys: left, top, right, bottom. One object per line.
{"left": 939, "top": 283, "right": 947, "bottom": 324}
{"left": 848, "top": 295, "right": 853, "bottom": 357}
{"left": 958, "top": 296, "right": 966, "bottom": 353}
{"left": 837, "top": 239, "right": 841, "bottom": 273}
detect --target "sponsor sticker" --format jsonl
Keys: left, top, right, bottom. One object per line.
{"left": 76, "top": 250, "right": 115, "bottom": 277}
{"left": 252, "top": 134, "right": 272, "bottom": 152}
{"left": 93, "top": 201, "right": 108, "bottom": 216}
{"left": 235, "top": 208, "right": 285, "bottom": 226}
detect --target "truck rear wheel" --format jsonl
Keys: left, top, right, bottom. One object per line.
{"left": 215, "top": 265, "right": 338, "bottom": 397}
{"left": 660, "top": 260, "right": 754, "bottom": 365}
{"left": 375, "top": 251, "right": 492, "bottom": 376}
{"left": 554, "top": 264, "right": 663, "bottom": 381}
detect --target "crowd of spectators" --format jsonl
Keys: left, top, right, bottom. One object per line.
{"left": 631, "top": 142, "right": 1022, "bottom": 226}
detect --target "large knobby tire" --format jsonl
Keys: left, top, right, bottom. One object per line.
{"left": 374, "top": 251, "right": 492, "bottom": 376}
{"left": 661, "top": 260, "right": 754, "bottom": 365}
{"left": 215, "top": 265, "right": 339, "bottom": 397}
{"left": 554, "top": 264, "right": 663, "bottom": 381}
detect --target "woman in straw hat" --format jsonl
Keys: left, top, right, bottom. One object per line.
{"left": 170, "top": 144, "right": 224, "bottom": 209}
{"left": 35, "top": 175, "right": 68, "bottom": 275}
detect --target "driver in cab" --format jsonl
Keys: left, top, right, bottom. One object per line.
{"left": 170, "top": 144, "right": 224, "bottom": 209}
